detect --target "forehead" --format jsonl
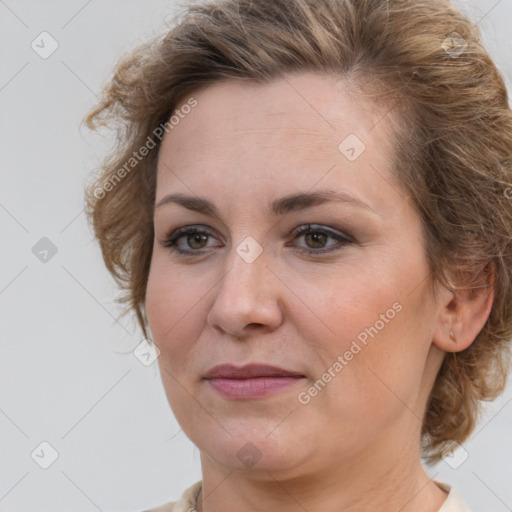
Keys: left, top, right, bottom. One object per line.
{"left": 162, "top": 72, "right": 389, "bottom": 145}
{"left": 155, "top": 72, "right": 400, "bottom": 211}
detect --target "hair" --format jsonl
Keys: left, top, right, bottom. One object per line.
{"left": 84, "top": 0, "right": 512, "bottom": 463}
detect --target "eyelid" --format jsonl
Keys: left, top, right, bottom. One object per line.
{"left": 290, "top": 223, "right": 353, "bottom": 241}
{"left": 165, "top": 224, "right": 217, "bottom": 241}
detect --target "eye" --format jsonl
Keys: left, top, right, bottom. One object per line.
{"left": 290, "top": 224, "right": 353, "bottom": 254}
{"left": 161, "top": 223, "right": 353, "bottom": 257}
{"left": 161, "top": 225, "right": 222, "bottom": 254}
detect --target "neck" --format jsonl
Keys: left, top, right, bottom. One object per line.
{"left": 196, "top": 437, "right": 447, "bottom": 512}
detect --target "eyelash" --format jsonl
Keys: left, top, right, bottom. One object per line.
{"left": 161, "top": 224, "right": 354, "bottom": 256}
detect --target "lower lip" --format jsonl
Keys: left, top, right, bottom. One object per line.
{"left": 206, "top": 376, "right": 304, "bottom": 399}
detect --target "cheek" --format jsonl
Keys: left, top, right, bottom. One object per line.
{"left": 299, "top": 248, "right": 432, "bottom": 408}
{"left": 145, "top": 253, "right": 207, "bottom": 361}
{"left": 145, "top": 254, "right": 210, "bottom": 429}
{"left": 292, "top": 258, "right": 401, "bottom": 352}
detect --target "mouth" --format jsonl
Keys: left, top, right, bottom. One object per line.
{"left": 203, "top": 363, "right": 305, "bottom": 399}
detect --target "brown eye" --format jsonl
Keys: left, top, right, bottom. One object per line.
{"left": 162, "top": 225, "right": 222, "bottom": 255}
{"left": 304, "top": 231, "right": 328, "bottom": 249}
{"left": 291, "top": 224, "right": 353, "bottom": 255}
{"left": 187, "top": 233, "right": 209, "bottom": 249}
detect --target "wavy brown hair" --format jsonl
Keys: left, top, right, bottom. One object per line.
{"left": 84, "top": 0, "right": 512, "bottom": 462}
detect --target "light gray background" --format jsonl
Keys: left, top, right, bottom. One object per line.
{"left": 1, "top": 1, "right": 511, "bottom": 511}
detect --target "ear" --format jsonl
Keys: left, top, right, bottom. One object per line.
{"left": 432, "top": 266, "right": 495, "bottom": 353}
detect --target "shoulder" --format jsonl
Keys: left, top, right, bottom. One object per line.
{"left": 435, "top": 481, "right": 472, "bottom": 512}
{"left": 143, "top": 481, "right": 202, "bottom": 512}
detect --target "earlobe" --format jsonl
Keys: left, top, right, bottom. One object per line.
{"left": 432, "top": 267, "right": 494, "bottom": 353}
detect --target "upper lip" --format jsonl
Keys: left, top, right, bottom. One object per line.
{"left": 204, "top": 364, "right": 304, "bottom": 379}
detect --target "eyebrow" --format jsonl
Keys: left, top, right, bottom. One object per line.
{"left": 154, "top": 190, "right": 380, "bottom": 218}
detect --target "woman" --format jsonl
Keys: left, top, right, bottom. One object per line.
{"left": 84, "top": 0, "right": 512, "bottom": 510}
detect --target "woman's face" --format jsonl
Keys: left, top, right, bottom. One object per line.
{"left": 146, "top": 72, "right": 446, "bottom": 478}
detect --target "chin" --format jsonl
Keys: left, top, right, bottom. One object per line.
{"left": 192, "top": 418, "right": 314, "bottom": 475}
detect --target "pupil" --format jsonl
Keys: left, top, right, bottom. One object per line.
{"left": 306, "top": 232, "right": 326, "bottom": 248}
{"left": 189, "top": 233, "right": 207, "bottom": 249}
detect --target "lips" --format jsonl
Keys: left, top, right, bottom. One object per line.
{"left": 203, "top": 364, "right": 305, "bottom": 399}
{"left": 204, "top": 363, "right": 304, "bottom": 379}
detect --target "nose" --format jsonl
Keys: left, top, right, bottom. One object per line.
{"left": 206, "top": 242, "right": 284, "bottom": 339}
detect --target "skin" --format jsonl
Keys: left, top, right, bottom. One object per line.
{"left": 145, "top": 72, "right": 494, "bottom": 512}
